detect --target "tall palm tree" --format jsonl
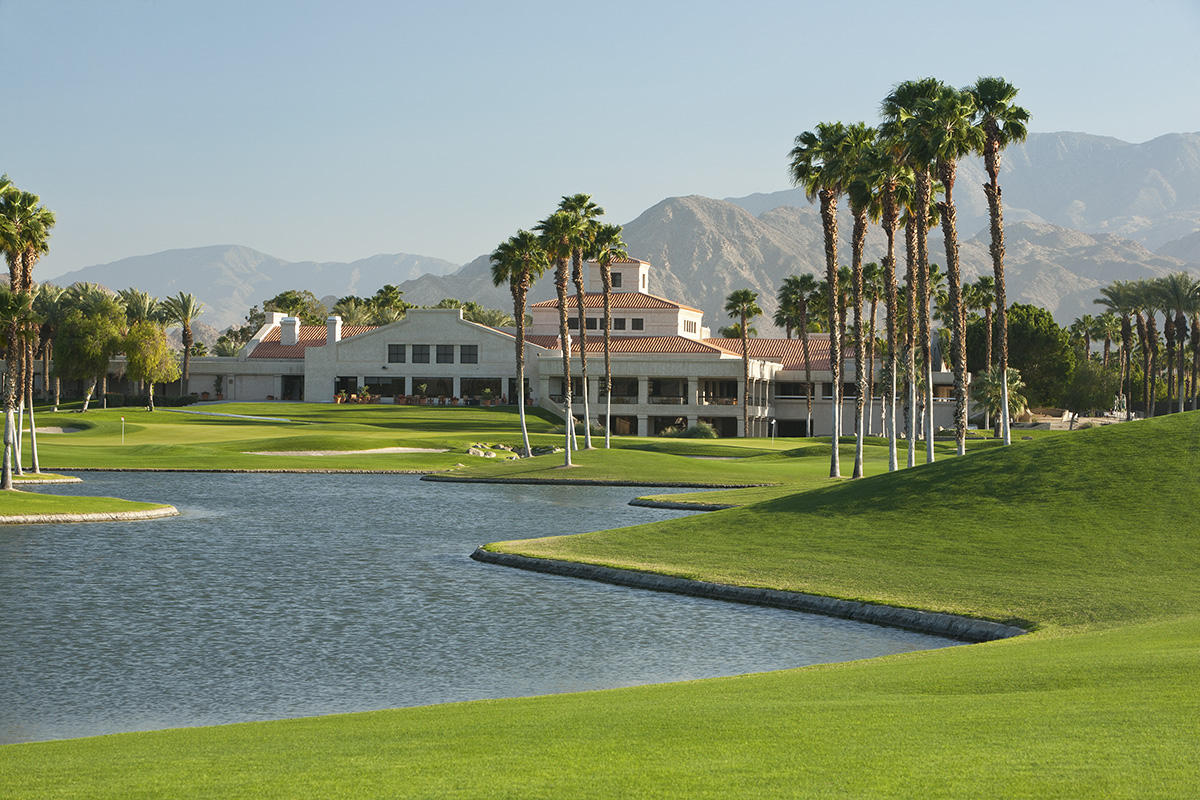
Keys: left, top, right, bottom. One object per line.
{"left": 798, "top": 279, "right": 823, "bottom": 436}
{"left": 725, "top": 289, "right": 763, "bottom": 438}
{"left": 882, "top": 78, "right": 942, "bottom": 463}
{"left": 862, "top": 261, "right": 883, "bottom": 438}
{"left": 0, "top": 182, "right": 55, "bottom": 483}
{"left": 970, "top": 275, "right": 996, "bottom": 430}
{"left": 969, "top": 76, "right": 1029, "bottom": 445}
{"left": 775, "top": 275, "right": 807, "bottom": 339}
{"left": 536, "top": 210, "right": 582, "bottom": 465}
{"left": 592, "top": 223, "right": 627, "bottom": 448}
{"left": 491, "top": 230, "right": 549, "bottom": 458}
{"left": 0, "top": 288, "right": 37, "bottom": 488}
{"left": 33, "top": 284, "right": 65, "bottom": 409}
{"left": 844, "top": 122, "right": 878, "bottom": 478}
{"left": 790, "top": 121, "right": 851, "bottom": 477}
{"left": 923, "top": 83, "right": 983, "bottom": 456}
{"left": 118, "top": 288, "right": 162, "bottom": 325}
{"left": 1191, "top": 311, "right": 1200, "bottom": 411}
{"left": 161, "top": 292, "right": 204, "bottom": 397}
{"left": 1092, "top": 312, "right": 1121, "bottom": 371}
{"left": 1069, "top": 314, "right": 1096, "bottom": 360}
{"left": 559, "top": 194, "right": 605, "bottom": 448}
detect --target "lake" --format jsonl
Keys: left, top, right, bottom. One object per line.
{"left": 0, "top": 472, "right": 955, "bottom": 743}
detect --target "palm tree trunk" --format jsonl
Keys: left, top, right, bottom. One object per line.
{"left": 983, "top": 155, "right": 1012, "bottom": 444}
{"left": 982, "top": 306, "right": 993, "bottom": 432}
{"left": 800, "top": 308, "right": 813, "bottom": 437}
{"left": 101, "top": 374, "right": 108, "bottom": 409}
{"left": 741, "top": 310, "right": 750, "bottom": 438}
{"left": 571, "top": 253, "right": 593, "bottom": 448}
{"left": 27, "top": 378, "right": 39, "bottom": 474}
{"left": 851, "top": 209, "right": 867, "bottom": 479}
{"left": 512, "top": 282, "right": 532, "bottom": 457}
{"left": 883, "top": 206, "right": 899, "bottom": 472}
{"left": 819, "top": 190, "right": 841, "bottom": 477}
{"left": 53, "top": 375, "right": 60, "bottom": 413}
{"left": 1136, "top": 313, "right": 1149, "bottom": 417}
{"left": 1147, "top": 314, "right": 1159, "bottom": 417}
{"left": 1164, "top": 318, "right": 1176, "bottom": 411}
{"left": 1176, "top": 311, "right": 1187, "bottom": 413}
{"left": 937, "top": 158, "right": 968, "bottom": 457}
{"left": 555, "top": 260, "right": 573, "bottom": 466}
{"left": 905, "top": 218, "right": 917, "bottom": 467}
{"left": 182, "top": 326, "right": 193, "bottom": 397}
{"left": 1121, "top": 315, "right": 1132, "bottom": 420}
{"left": 602, "top": 262, "right": 614, "bottom": 448}
{"left": 867, "top": 297, "right": 878, "bottom": 438}
{"left": 915, "top": 170, "right": 935, "bottom": 463}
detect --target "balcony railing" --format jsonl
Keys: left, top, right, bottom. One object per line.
{"left": 700, "top": 397, "right": 737, "bottom": 405}
{"left": 648, "top": 395, "right": 687, "bottom": 405}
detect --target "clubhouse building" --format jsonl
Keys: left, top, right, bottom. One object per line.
{"left": 170, "top": 258, "right": 957, "bottom": 437}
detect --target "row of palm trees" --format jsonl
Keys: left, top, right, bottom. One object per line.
{"left": 788, "top": 76, "right": 1029, "bottom": 479}
{"left": 489, "top": 195, "right": 627, "bottom": 464}
{"left": 1093, "top": 272, "right": 1200, "bottom": 416}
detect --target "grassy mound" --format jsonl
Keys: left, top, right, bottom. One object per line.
{"left": 2, "top": 414, "right": 1196, "bottom": 797}
{"left": 0, "top": 490, "right": 172, "bottom": 519}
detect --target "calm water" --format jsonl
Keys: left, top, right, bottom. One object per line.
{"left": 0, "top": 472, "right": 954, "bottom": 743}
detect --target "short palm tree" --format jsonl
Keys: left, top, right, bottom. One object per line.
{"left": 491, "top": 230, "right": 549, "bottom": 457}
{"left": 725, "top": 289, "right": 762, "bottom": 438}
{"left": 778, "top": 273, "right": 819, "bottom": 435}
{"left": 592, "top": 223, "right": 627, "bottom": 448}
{"left": 973, "top": 364, "right": 1027, "bottom": 428}
{"left": 1152, "top": 272, "right": 1200, "bottom": 412}
{"left": 969, "top": 76, "right": 1029, "bottom": 445}
{"left": 1095, "top": 280, "right": 1138, "bottom": 419}
{"left": 790, "top": 120, "right": 852, "bottom": 476}
{"left": 161, "top": 292, "right": 204, "bottom": 397}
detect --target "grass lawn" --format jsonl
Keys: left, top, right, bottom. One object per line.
{"left": 1, "top": 409, "right": 1195, "bottom": 797}
{"left": 0, "top": 490, "right": 172, "bottom": 518}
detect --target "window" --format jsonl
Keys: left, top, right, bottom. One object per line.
{"left": 387, "top": 344, "right": 405, "bottom": 363}
{"left": 567, "top": 317, "right": 579, "bottom": 329}
{"left": 631, "top": 318, "right": 644, "bottom": 331}
{"left": 460, "top": 344, "right": 478, "bottom": 364}
{"left": 437, "top": 344, "right": 455, "bottom": 364}
{"left": 585, "top": 317, "right": 598, "bottom": 330}
{"left": 683, "top": 320, "right": 697, "bottom": 334}
{"left": 611, "top": 272, "right": 623, "bottom": 288}
{"left": 412, "top": 344, "right": 430, "bottom": 363}
{"left": 613, "top": 318, "right": 626, "bottom": 330}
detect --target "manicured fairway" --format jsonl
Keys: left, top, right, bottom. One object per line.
{"left": 1, "top": 411, "right": 1195, "bottom": 797}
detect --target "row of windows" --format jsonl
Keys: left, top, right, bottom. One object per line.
{"left": 567, "top": 317, "right": 644, "bottom": 331}
{"left": 388, "top": 344, "right": 478, "bottom": 364}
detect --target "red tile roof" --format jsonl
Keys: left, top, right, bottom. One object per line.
{"left": 249, "top": 324, "right": 378, "bottom": 359}
{"left": 525, "top": 335, "right": 729, "bottom": 355}
{"left": 702, "top": 335, "right": 847, "bottom": 371}
{"left": 529, "top": 292, "right": 700, "bottom": 313}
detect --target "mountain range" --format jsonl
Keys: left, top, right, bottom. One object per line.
{"left": 45, "top": 131, "right": 1200, "bottom": 336}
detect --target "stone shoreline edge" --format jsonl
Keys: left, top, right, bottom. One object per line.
{"left": 470, "top": 548, "right": 1028, "bottom": 644}
{"left": 0, "top": 506, "right": 180, "bottom": 525}
{"left": 425, "top": 475, "right": 771, "bottom": 489}
{"left": 629, "top": 498, "right": 737, "bottom": 511}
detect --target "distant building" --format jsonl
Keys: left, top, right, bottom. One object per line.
{"left": 95, "top": 257, "right": 959, "bottom": 437}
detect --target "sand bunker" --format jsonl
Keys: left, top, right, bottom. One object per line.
{"left": 34, "top": 426, "right": 83, "bottom": 434}
{"left": 245, "top": 446, "right": 449, "bottom": 456}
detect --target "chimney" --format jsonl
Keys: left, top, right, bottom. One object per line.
{"left": 327, "top": 315, "right": 342, "bottom": 344}
{"left": 281, "top": 317, "right": 300, "bottom": 346}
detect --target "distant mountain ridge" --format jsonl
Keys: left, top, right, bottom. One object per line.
{"left": 47, "top": 130, "right": 1200, "bottom": 334}
{"left": 49, "top": 246, "right": 461, "bottom": 329}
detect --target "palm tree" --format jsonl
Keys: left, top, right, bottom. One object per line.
{"left": 559, "top": 194, "right": 605, "bottom": 448}
{"left": 790, "top": 121, "right": 851, "bottom": 477}
{"left": 969, "top": 275, "right": 996, "bottom": 430}
{"left": 882, "top": 78, "right": 943, "bottom": 463}
{"left": 1095, "top": 280, "right": 1138, "bottom": 420}
{"left": 1069, "top": 314, "right": 1096, "bottom": 360}
{"left": 968, "top": 76, "right": 1029, "bottom": 446}
{"left": 0, "top": 182, "right": 55, "bottom": 483}
{"left": 725, "top": 289, "right": 763, "bottom": 438}
{"left": 972, "top": 364, "right": 1027, "bottom": 424}
{"left": 775, "top": 275, "right": 807, "bottom": 339}
{"left": 490, "top": 230, "right": 549, "bottom": 458}
{"left": 921, "top": 83, "right": 983, "bottom": 456}
{"left": 0, "top": 287, "right": 37, "bottom": 488}
{"left": 161, "top": 292, "right": 204, "bottom": 397}
{"left": 33, "top": 283, "right": 65, "bottom": 409}
{"left": 1092, "top": 312, "right": 1121, "bottom": 371}
{"left": 779, "top": 274, "right": 820, "bottom": 436}
{"left": 844, "top": 122, "right": 878, "bottom": 478}
{"left": 536, "top": 210, "right": 582, "bottom": 465}
{"left": 1191, "top": 311, "right": 1200, "bottom": 411}
{"left": 592, "top": 223, "right": 627, "bottom": 448}
{"left": 1152, "top": 272, "right": 1200, "bottom": 413}
{"left": 862, "top": 261, "right": 884, "bottom": 439}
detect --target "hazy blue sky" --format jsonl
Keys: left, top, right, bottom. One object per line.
{"left": 4, "top": 0, "right": 1199, "bottom": 277}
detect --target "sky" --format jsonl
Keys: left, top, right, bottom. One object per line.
{"left": 4, "top": 0, "right": 1200, "bottom": 278}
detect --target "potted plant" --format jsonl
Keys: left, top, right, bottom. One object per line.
{"left": 336, "top": 389, "right": 347, "bottom": 404}
{"left": 482, "top": 387, "right": 494, "bottom": 406}
{"left": 417, "top": 383, "right": 428, "bottom": 404}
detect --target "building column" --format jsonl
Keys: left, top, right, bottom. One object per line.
{"left": 637, "top": 414, "right": 648, "bottom": 437}
{"left": 452, "top": 376, "right": 461, "bottom": 398}
{"left": 687, "top": 377, "right": 698, "bottom": 407}
{"left": 638, "top": 376, "right": 649, "bottom": 405}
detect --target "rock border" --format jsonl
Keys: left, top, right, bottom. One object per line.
{"left": 54, "top": 467, "right": 438, "bottom": 474}
{"left": 471, "top": 549, "right": 1027, "bottom": 644}
{"left": 629, "top": 498, "right": 737, "bottom": 512}
{"left": 0, "top": 506, "right": 180, "bottom": 525}
{"left": 425, "top": 475, "right": 772, "bottom": 489}
{"left": 12, "top": 475, "right": 84, "bottom": 485}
